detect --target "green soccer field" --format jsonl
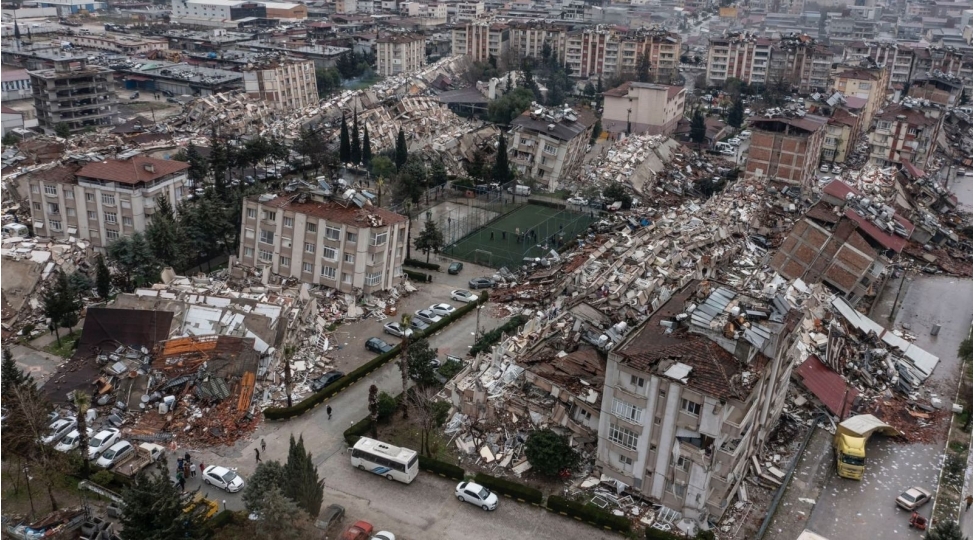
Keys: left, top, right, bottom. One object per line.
{"left": 444, "top": 203, "right": 595, "bottom": 269}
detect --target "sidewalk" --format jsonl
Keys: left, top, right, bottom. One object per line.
{"left": 28, "top": 320, "right": 84, "bottom": 350}
{"left": 762, "top": 427, "right": 834, "bottom": 540}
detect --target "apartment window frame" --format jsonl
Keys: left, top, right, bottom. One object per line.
{"left": 283, "top": 216, "right": 294, "bottom": 228}
{"left": 104, "top": 212, "right": 117, "bottom": 225}
{"left": 280, "top": 256, "right": 291, "bottom": 267}
{"left": 320, "top": 265, "right": 337, "bottom": 280}
{"left": 87, "top": 211, "right": 97, "bottom": 221}
{"left": 260, "top": 229, "right": 275, "bottom": 244}
{"left": 31, "top": 185, "right": 39, "bottom": 194}
{"left": 102, "top": 194, "right": 116, "bottom": 206}
{"left": 612, "top": 398, "right": 644, "bottom": 425}
{"left": 122, "top": 216, "right": 133, "bottom": 227}
{"left": 344, "top": 253, "right": 355, "bottom": 263}
{"left": 346, "top": 232, "right": 358, "bottom": 243}
{"left": 246, "top": 208, "right": 257, "bottom": 219}
{"left": 302, "top": 262, "right": 314, "bottom": 273}
{"left": 365, "top": 271, "right": 382, "bottom": 286}
{"left": 325, "top": 226, "right": 341, "bottom": 241}
{"left": 44, "top": 185, "right": 58, "bottom": 196}
{"left": 630, "top": 374, "right": 645, "bottom": 388}
{"left": 371, "top": 231, "right": 388, "bottom": 246}
{"left": 258, "top": 249, "right": 273, "bottom": 262}
{"left": 608, "top": 423, "right": 639, "bottom": 451}
{"left": 322, "top": 246, "right": 338, "bottom": 261}
{"left": 672, "top": 482, "right": 686, "bottom": 497}
{"left": 306, "top": 222, "right": 317, "bottom": 233}
{"left": 676, "top": 456, "right": 690, "bottom": 471}
{"left": 48, "top": 202, "right": 60, "bottom": 215}
{"left": 262, "top": 210, "right": 277, "bottom": 222}
{"left": 304, "top": 242, "right": 315, "bottom": 254}
{"left": 105, "top": 229, "right": 120, "bottom": 240}
{"left": 681, "top": 398, "right": 702, "bottom": 417}
{"left": 49, "top": 220, "right": 62, "bottom": 231}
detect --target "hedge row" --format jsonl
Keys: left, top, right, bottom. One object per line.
{"left": 646, "top": 528, "right": 683, "bottom": 540}
{"left": 404, "top": 258, "right": 441, "bottom": 271}
{"left": 473, "top": 472, "right": 543, "bottom": 505}
{"left": 547, "top": 495, "right": 631, "bottom": 533}
{"left": 404, "top": 268, "right": 432, "bottom": 282}
{"left": 207, "top": 510, "right": 237, "bottom": 530}
{"left": 469, "top": 315, "right": 528, "bottom": 356}
{"left": 344, "top": 416, "right": 373, "bottom": 446}
{"left": 419, "top": 456, "right": 465, "bottom": 480}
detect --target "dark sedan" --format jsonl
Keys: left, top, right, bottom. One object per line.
{"left": 365, "top": 337, "right": 394, "bottom": 354}
{"left": 468, "top": 277, "right": 495, "bottom": 289}
{"left": 310, "top": 370, "right": 345, "bottom": 393}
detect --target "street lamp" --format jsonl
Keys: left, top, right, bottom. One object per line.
{"left": 475, "top": 305, "right": 483, "bottom": 342}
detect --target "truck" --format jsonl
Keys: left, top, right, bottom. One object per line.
{"left": 507, "top": 184, "right": 531, "bottom": 196}
{"left": 114, "top": 442, "right": 166, "bottom": 478}
{"left": 833, "top": 414, "right": 900, "bottom": 480}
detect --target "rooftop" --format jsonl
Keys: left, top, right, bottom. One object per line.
{"left": 77, "top": 156, "right": 189, "bottom": 185}
{"left": 249, "top": 194, "right": 408, "bottom": 228}
{"left": 511, "top": 106, "right": 596, "bottom": 142}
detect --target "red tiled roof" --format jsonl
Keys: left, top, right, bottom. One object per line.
{"left": 900, "top": 158, "right": 925, "bottom": 178}
{"left": 77, "top": 156, "right": 189, "bottom": 185}
{"left": 823, "top": 179, "right": 860, "bottom": 200}
{"left": 843, "top": 208, "right": 911, "bottom": 253}
{"left": 1, "top": 106, "right": 20, "bottom": 115}
{"left": 795, "top": 355, "right": 858, "bottom": 418}
{"left": 253, "top": 194, "right": 407, "bottom": 228}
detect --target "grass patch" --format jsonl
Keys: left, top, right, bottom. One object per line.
{"left": 376, "top": 418, "right": 457, "bottom": 465}
{"left": 43, "top": 330, "right": 81, "bottom": 358}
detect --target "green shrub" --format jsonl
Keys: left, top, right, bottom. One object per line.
{"left": 343, "top": 416, "right": 373, "bottom": 446}
{"left": 473, "top": 473, "right": 543, "bottom": 505}
{"left": 207, "top": 510, "right": 237, "bottom": 529}
{"left": 90, "top": 470, "right": 115, "bottom": 487}
{"left": 404, "top": 269, "right": 431, "bottom": 282}
{"left": 469, "top": 315, "right": 528, "bottom": 356}
{"left": 418, "top": 456, "right": 465, "bottom": 480}
{"left": 547, "top": 495, "right": 631, "bottom": 533}
{"left": 404, "top": 258, "right": 441, "bottom": 271}
{"left": 377, "top": 391, "right": 397, "bottom": 422}
{"left": 437, "top": 357, "right": 464, "bottom": 379}
{"left": 646, "top": 527, "right": 683, "bottom": 540}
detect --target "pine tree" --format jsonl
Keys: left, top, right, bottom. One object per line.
{"left": 1, "top": 348, "right": 27, "bottom": 399}
{"left": 395, "top": 128, "right": 408, "bottom": 170}
{"left": 184, "top": 144, "right": 208, "bottom": 186}
{"left": 430, "top": 159, "right": 448, "bottom": 187}
{"left": 350, "top": 112, "right": 361, "bottom": 165}
{"left": 728, "top": 97, "right": 745, "bottom": 130}
{"left": 72, "top": 391, "right": 92, "bottom": 478}
{"left": 339, "top": 113, "right": 351, "bottom": 163}
{"left": 95, "top": 254, "right": 111, "bottom": 299}
{"left": 414, "top": 218, "right": 444, "bottom": 263}
{"left": 120, "top": 471, "right": 210, "bottom": 540}
{"left": 42, "top": 271, "right": 81, "bottom": 348}
{"left": 282, "top": 435, "right": 324, "bottom": 518}
{"left": 637, "top": 52, "right": 651, "bottom": 83}
{"left": 492, "top": 133, "right": 511, "bottom": 185}
{"left": 690, "top": 109, "right": 707, "bottom": 144}
{"left": 146, "top": 195, "right": 188, "bottom": 271}
{"left": 208, "top": 129, "right": 228, "bottom": 194}
{"left": 368, "top": 385, "right": 379, "bottom": 438}
{"left": 362, "top": 124, "right": 372, "bottom": 165}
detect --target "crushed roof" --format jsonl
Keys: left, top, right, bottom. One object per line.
{"left": 77, "top": 156, "right": 189, "bottom": 185}
{"left": 250, "top": 194, "right": 408, "bottom": 228}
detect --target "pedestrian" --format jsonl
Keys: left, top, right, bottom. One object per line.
{"left": 184, "top": 452, "right": 191, "bottom": 463}
{"left": 178, "top": 475, "right": 186, "bottom": 492}
{"left": 183, "top": 461, "right": 191, "bottom": 479}
{"left": 327, "top": 405, "right": 333, "bottom": 419}
{"left": 177, "top": 457, "right": 184, "bottom": 472}
{"left": 490, "top": 231, "right": 494, "bottom": 240}
{"left": 255, "top": 448, "right": 261, "bottom": 463}
{"left": 966, "top": 494, "right": 973, "bottom": 511}
{"left": 261, "top": 438, "right": 266, "bottom": 452}
{"left": 199, "top": 462, "right": 205, "bottom": 475}
{"left": 502, "top": 231, "right": 506, "bottom": 240}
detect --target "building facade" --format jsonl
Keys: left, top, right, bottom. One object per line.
{"left": 238, "top": 192, "right": 408, "bottom": 294}
{"left": 30, "top": 56, "right": 118, "bottom": 135}
{"left": 376, "top": 33, "right": 426, "bottom": 76}
{"left": 744, "top": 115, "right": 827, "bottom": 191}
{"left": 68, "top": 35, "right": 169, "bottom": 55}
{"left": 242, "top": 59, "right": 318, "bottom": 110}
{"left": 602, "top": 82, "right": 686, "bottom": 136}
{"left": 595, "top": 280, "right": 801, "bottom": 522}
{"left": 831, "top": 67, "right": 887, "bottom": 128}
{"left": 705, "top": 34, "right": 774, "bottom": 87}
{"left": 508, "top": 106, "right": 596, "bottom": 190}
{"left": 509, "top": 22, "right": 566, "bottom": 64}
{"left": 25, "top": 157, "right": 189, "bottom": 248}
{"left": 451, "top": 22, "right": 509, "bottom": 63}
{"left": 455, "top": 1, "right": 484, "bottom": 21}
{"left": 868, "top": 103, "right": 943, "bottom": 169}
{"left": 1, "top": 69, "right": 32, "bottom": 101}
{"left": 170, "top": 0, "right": 267, "bottom": 27}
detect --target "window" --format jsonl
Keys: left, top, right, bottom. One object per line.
{"left": 123, "top": 217, "right": 133, "bottom": 227}
{"left": 346, "top": 232, "right": 357, "bottom": 243}
{"left": 608, "top": 424, "right": 638, "bottom": 450}
{"left": 245, "top": 228, "right": 255, "bottom": 239}
{"left": 823, "top": 149, "right": 836, "bottom": 160}
{"left": 344, "top": 253, "right": 355, "bottom": 263}
{"left": 630, "top": 374, "right": 645, "bottom": 388}
{"left": 31, "top": 185, "right": 39, "bottom": 194}
{"left": 578, "top": 409, "right": 592, "bottom": 421}
{"left": 280, "top": 256, "right": 290, "bottom": 267}
{"left": 654, "top": 417, "right": 661, "bottom": 425}
{"left": 342, "top": 272, "right": 352, "bottom": 284}
{"left": 320, "top": 266, "right": 337, "bottom": 279}
{"left": 371, "top": 232, "right": 388, "bottom": 246}
{"left": 659, "top": 389, "right": 666, "bottom": 397}
{"left": 44, "top": 185, "right": 57, "bottom": 196}
{"left": 877, "top": 120, "right": 891, "bottom": 130}
{"left": 306, "top": 223, "right": 317, "bottom": 233}
{"left": 681, "top": 398, "right": 702, "bottom": 416}
{"left": 49, "top": 220, "right": 62, "bottom": 231}
{"left": 102, "top": 194, "right": 115, "bottom": 206}
{"left": 260, "top": 229, "right": 275, "bottom": 244}
{"left": 325, "top": 226, "right": 341, "bottom": 241}
{"left": 858, "top": 81, "right": 871, "bottom": 90}
{"left": 246, "top": 208, "right": 257, "bottom": 219}
{"left": 32, "top": 202, "right": 41, "bottom": 211}
{"left": 672, "top": 482, "right": 686, "bottom": 497}
{"left": 304, "top": 242, "right": 315, "bottom": 254}
{"left": 86, "top": 193, "right": 95, "bottom": 202}
{"left": 618, "top": 454, "right": 633, "bottom": 466}
{"left": 612, "top": 398, "right": 644, "bottom": 424}
{"left": 302, "top": 262, "right": 314, "bottom": 273}
{"left": 104, "top": 212, "right": 117, "bottom": 224}
{"left": 48, "top": 203, "right": 60, "bottom": 214}
{"left": 262, "top": 210, "right": 276, "bottom": 222}
{"left": 649, "top": 444, "right": 657, "bottom": 452}
{"left": 676, "top": 456, "right": 689, "bottom": 471}
{"left": 259, "top": 249, "right": 273, "bottom": 262}
{"left": 544, "top": 143, "right": 557, "bottom": 154}
{"left": 88, "top": 211, "right": 96, "bottom": 221}
{"left": 64, "top": 190, "right": 73, "bottom": 200}
{"left": 244, "top": 247, "right": 255, "bottom": 257}
{"left": 365, "top": 272, "right": 382, "bottom": 286}
{"left": 106, "top": 229, "right": 119, "bottom": 240}
{"left": 283, "top": 216, "right": 294, "bottom": 228}
{"left": 322, "top": 246, "right": 337, "bottom": 260}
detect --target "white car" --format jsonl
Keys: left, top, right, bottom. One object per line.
{"left": 88, "top": 428, "right": 121, "bottom": 459}
{"left": 414, "top": 309, "right": 443, "bottom": 325}
{"left": 203, "top": 465, "right": 245, "bottom": 493}
{"left": 831, "top": 164, "right": 842, "bottom": 174}
{"left": 42, "top": 417, "right": 77, "bottom": 445}
{"left": 382, "top": 322, "right": 413, "bottom": 338}
{"left": 740, "top": 130, "right": 752, "bottom": 138}
{"left": 455, "top": 481, "right": 499, "bottom": 511}
{"left": 428, "top": 303, "right": 456, "bottom": 317}
{"left": 566, "top": 196, "right": 588, "bottom": 206}
{"left": 55, "top": 428, "right": 92, "bottom": 453}
{"left": 450, "top": 290, "right": 478, "bottom": 303}
{"left": 727, "top": 138, "right": 742, "bottom": 146}
{"left": 96, "top": 441, "right": 134, "bottom": 468}
{"left": 371, "top": 533, "right": 396, "bottom": 540}
{"left": 820, "top": 163, "right": 830, "bottom": 172}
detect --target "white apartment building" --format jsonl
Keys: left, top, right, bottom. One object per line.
{"left": 451, "top": 21, "right": 509, "bottom": 63}
{"left": 376, "top": 34, "right": 426, "bottom": 76}
{"left": 705, "top": 35, "right": 774, "bottom": 87}
{"left": 170, "top": 0, "right": 267, "bottom": 26}
{"left": 25, "top": 157, "right": 189, "bottom": 249}
{"left": 238, "top": 192, "right": 409, "bottom": 294}
{"left": 508, "top": 106, "right": 596, "bottom": 190}
{"left": 455, "top": 1, "right": 484, "bottom": 21}
{"left": 601, "top": 82, "right": 686, "bottom": 136}
{"left": 243, "top": 59, "right": 319, "bottom": 110}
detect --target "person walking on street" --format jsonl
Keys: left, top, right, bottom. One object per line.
{"left": 255, "top": 448, "right": 261, "bottom": 463}
{"left": 183, "top": 461, "right": 191, "bottom": 479}
{"left": 327, "top": 405, "right": 333, "bottom": 419}
{"left": 199, "top": 462, "right": 205, "bottom": 475}
{"left": 966, "top": 494, "right": 972, "bottom": 511}
{"left": 261, "top": 439, "right": 266, "bottom": 453}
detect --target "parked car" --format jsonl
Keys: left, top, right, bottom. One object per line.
{"left": 820, "top": 163, "right": 830, "bottom": 172}
{"left": 455, "top": 481, "right": 499, "bottom": 511}
{"left": 740, "top": 130, "right": 752, "bottom": 138}
{"left": 203, "top": 465, "right": 245, "bottom": 493}
{"left": 310, "top": 370, "right": 345, "bottom": 393}
{"left": 409, "top": 318, "right": 430, "bottom": 332}
{"left": 87, "top": 428, "right": 121, "bottom": 459}
{"left": 447, "top": 262, "right": 464, "bottom": 275}
{"left": 42, "top": 417, "right": 77, "bottom": 445}
{"left": 451, "top": 290, "right": 478, "bottom": 303}
{"left": 314, "top": 504, "right": 345, "bottom": 534}
{"left": 414, "top": 309, "right": 443, "bottom": 325}
{"left": 371, "top": 532, "right": 396, "bottom": 540}
{"left": 129, "top": 91, "right": 139, "bottom": 99}
{"left": 365, "top": 337, "right": 394, "bottom": 354}
{"left": 96, "top": 441, "right": 134, "bottom": 468}
{"left": 383, "top": 322, "right": 413, "bottom": 338}
{"left": 896, "top": 487, "right": 932, "bottom": 511}
{"left": 727, "top": 137, "right": 742, "bottom": 146}
{"left": 468, "top": 277, "right": 495, "bottom": 289}
{"left": 428, "top": 303, "right": 456, "bottom": 317}
{"left": 831, "top": 164, "right": 842, "bottom": 174}
{"left": 341, "top": 520, "right": 374, "bottom": 540}
{"left": 55, "top": 428, "right": 92, "bottom": 453}
{"left": 566, "top": 196, "right": 588, "bottom": 206}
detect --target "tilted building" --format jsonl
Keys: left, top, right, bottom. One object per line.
{"left": 744, "top": 114, "right": 828, "bottom": 192}
{"left": 601, "top": 82, "right": 686, "bottom": 136}
{"left": 508, "top": 105, "right": 597, "bottom": 190}
{"left": 243, "top": 58, "right": 319, "bottom": 110}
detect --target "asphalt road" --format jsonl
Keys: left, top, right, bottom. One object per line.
{"left": 805, "top": 275, "right": 973, "bottom": 540}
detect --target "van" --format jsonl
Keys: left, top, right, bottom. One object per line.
{"left": 507, "top": 185, "right": 530, "bottom": 196}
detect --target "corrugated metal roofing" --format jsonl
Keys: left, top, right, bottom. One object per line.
{"left": 794, "top": 355, "right": 859, "bottom": 418}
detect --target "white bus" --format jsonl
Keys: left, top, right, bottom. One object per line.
{"left": 350, "top": 437, "right": 419, "bottom": 484}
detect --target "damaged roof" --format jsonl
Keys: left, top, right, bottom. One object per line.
{"left": 794, "top": 355, "right": 858, "bottom": 418}
{"left": 77, "top": 156, "right": 189, "bottom": 185}
{"left": 250, "top": 194, "right": 408, "bottom": 227}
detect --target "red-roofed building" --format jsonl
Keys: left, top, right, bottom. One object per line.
{"left": 868, "top": 103, "right": 944, "bottom": 169}
{"left": 239, "top": 191, "right": 408, "bottom": 293}
{"left": 602, "top": 82, "right": 686, "bottom": 136}
{"left": 794, "top": 355, "right": 858, "bottom": 418}
{"left": 25, "top": 156, "right": 189, "bottom": 248}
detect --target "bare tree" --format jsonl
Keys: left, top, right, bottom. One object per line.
{"left": 368, "top": 384, "right": 379, "bottom": 438}
{"left": 406, "top": 387, "right": 450, "bottom": 457}
{"left": 399, "top": 314, "right": 412, "bottom": 419}
{"left": 8, "top": 380, "right": 69, "bottom": 513}
{"left": 464, "top": 409, "right": 489, "bottom": 452}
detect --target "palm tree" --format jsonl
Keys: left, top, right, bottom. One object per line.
{"left": 72, "top": 390, "right": 92, "bottom": 478}
{"left": 399, "top": 314, "right": 412, "bottom": 419}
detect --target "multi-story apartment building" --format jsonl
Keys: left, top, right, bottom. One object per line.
{"left": 832, "top": 66, "right": 887, "bottom": 128}
{"left": 242, "top": 58, "right": 318, "bottom": 110}
{"left": 67, "top": 34, "right": 169, "bottom": 55}
{"left": 564, "top": 27, "right": 680, "bottom": 82}
{"left": 868, "top": 103, "right": 943, "bottom": 169}
{"left": 769, "top": 37, "right": 832, "bottom": 93}
{"left": 238, "top": 190, "right": 408, "bottom": 294}
{"left": 602, "top": 82, "right": 685, "bottom": 136}
{"left": 595, "top": 280, "right": 801, "bottom": 522}
{"left": 705, "top": 34, "right": 774, "bottom": 87}
{"left": 455, "top": 1, "right": 484, "bottom": 21}
{"left": 822, "top": 107, "right": 860, "bottom": 164}
{"left": 451, "top": 22, "right": 509, "bottom": 63}
{"left": 744, "top": 114, "right": 828, "bottom": 192}
{"left": 509, "top": 22, "right": 567, "bottom": 64}
{"left": 508, "top": 106, "right": 596, "bottom": 190}
{"left": 335, "top": 0, "right": 357, "bottom": 15}
{"left": 25, "top": 157, "right": 189, "bottom": 248}
{"left": 30, "top": 55, "right": 118, "bottom": 135}
{"left": 910, "top": 47, "right": 974, "bottom": 93}
{"left": 170, "top": 0, "right": 267, "bottom": 27}
{"left": 376, "top": 33, "right": 426, "bottom": 76}
{"left": 844, "top": 42, "right": 916, "bottom": 92}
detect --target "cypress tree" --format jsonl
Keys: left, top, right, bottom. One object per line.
{"left": 492, "top": 133, "right": 511, "bottom": 185}
{"left": 339, "top": 112, "right": 351, "bottom": 163}
{"left": 282, "top": 435, "right": 324, "bottom": 518}
{"left": 395, "top": 128, "right": 408, "bottom": 170}
{"left": 362, "top": 124, "right": 372, "bottom": 165}
{"left": 351, "top": 112, "right": 361, "bottom": 165}
{"left": 95, "top": 254, "right": 111, "bottom": 299}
